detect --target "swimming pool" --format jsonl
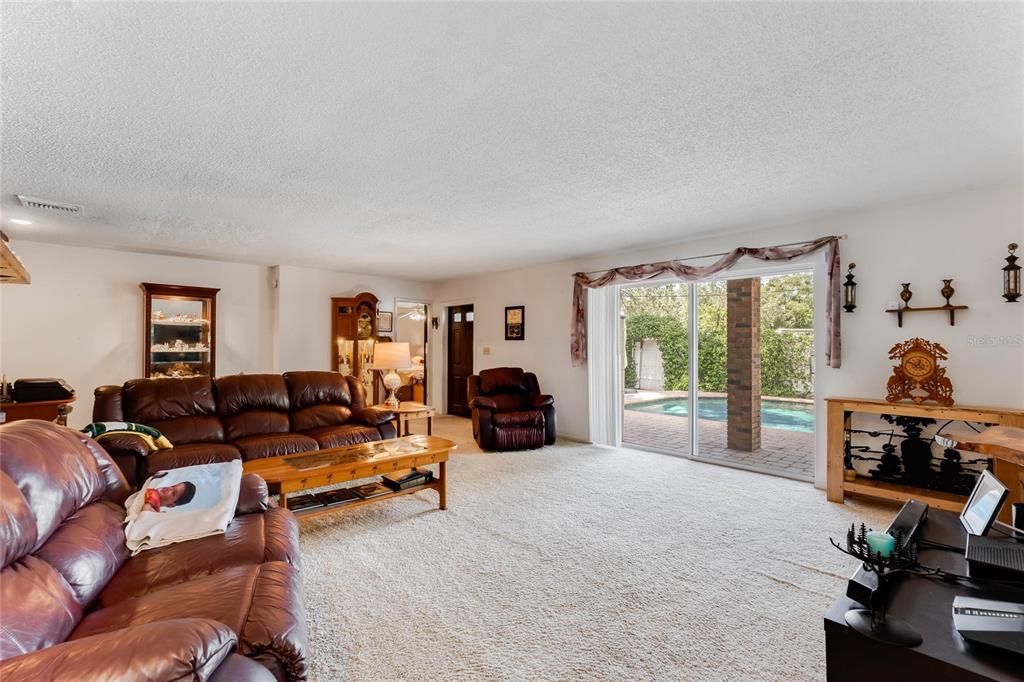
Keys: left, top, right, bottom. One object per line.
{"left": 625, "top": 397, "right": 815, "bottom": 433}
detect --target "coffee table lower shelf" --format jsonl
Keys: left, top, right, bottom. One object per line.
{"left": 283, "top": 480, "right": 444, "bottom": 520}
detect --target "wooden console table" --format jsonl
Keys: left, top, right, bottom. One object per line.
{"left": 0, "top": 397, "right": 75, "bottom": 426}
{"left": 826, "top": 397, "right": 1024, "bottom": 520}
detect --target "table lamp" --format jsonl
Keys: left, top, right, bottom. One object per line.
{"left": 371, "top": 342, "right": 411, "bottom": 409}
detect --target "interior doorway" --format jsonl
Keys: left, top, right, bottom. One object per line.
{"left": 394, "top": 299, "right": 429, "bottom": 404}
{"left": 446, "top": 304, "right": 474, "bottom": 417}
{"left": 621, "top": 269, "right": 815, "bottom": 481}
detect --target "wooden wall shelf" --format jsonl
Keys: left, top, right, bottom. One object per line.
{"left": 826, "top": 397, "right": 1024, "bottom": 523}
{"left": 884, "top": 304, "right": 967, "bottom": 327}
{"left": 0, "top": 237, "right": 30, "bottom": 284}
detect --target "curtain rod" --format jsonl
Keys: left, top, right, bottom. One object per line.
{"left": 579, "top": 234, "right": 847, "bottom": 277}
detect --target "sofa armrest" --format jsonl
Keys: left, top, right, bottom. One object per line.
{"left": 469, "top": 396, "right": 497, "bottom": 410}
{"left": 92, "top": 384, "right": 124, "bottom": 421}
{"left": 0, "top": 619, "right": 237, "bottom": 682}
{"left": 532, "top": 394, "right": 555, "bottom": 408}
{"left": 351, "top": 407, "right": 395, "bottom": 427}
{"left": 96, "top": 432, "right": 152, "bottom": 459}
{"left": 236, "top": 474, "right": 270, "bottom": 514}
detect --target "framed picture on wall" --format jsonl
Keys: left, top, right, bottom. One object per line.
{"left": 377, "top": 311, "right": 393, "bottom": 333}
{"left": 505, "top": 305, "right": 525, "bottom": 340}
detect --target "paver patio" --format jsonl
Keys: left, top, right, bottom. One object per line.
{"left": 622, "top": 405, "right": 815, "bottom": 481}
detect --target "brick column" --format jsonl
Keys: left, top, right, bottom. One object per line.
{"left": 727, "top": 278, "right": 761, "bottom": 451}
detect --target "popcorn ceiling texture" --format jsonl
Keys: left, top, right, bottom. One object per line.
{"left": 1, "top": 3, "right": 1021, "bottom": 280}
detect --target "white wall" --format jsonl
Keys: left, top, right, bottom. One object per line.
{"left": 275, "top": 265, "right": 433, "bottom": 372}
{"left": 0, "top": 242, "right": 274, "bottom": 425}
{"left": 0, "top": 242, "right": 433, "bottom": 426}
{"left": 430, "top": 180, "right": 1024, "bottom": 478}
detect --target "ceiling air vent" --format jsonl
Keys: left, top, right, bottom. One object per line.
{"left": 16, "top": 194, "right": 83, "bottom": 214}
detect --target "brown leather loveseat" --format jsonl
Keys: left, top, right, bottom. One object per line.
{"left": 0, "top": 420, "right": 307, "bottom": 681}
{"left": 94, "top": 371, "right": 396, "bottom": 487}
{"left": 468, "top": 367, "right": 556, "bottom": 451}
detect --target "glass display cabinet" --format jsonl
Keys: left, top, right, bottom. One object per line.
{"left": 141, "top": 283, "right": 219, "bottom": 378}
{"left": 331, "top": 292, "right": 379, "bottom": 398}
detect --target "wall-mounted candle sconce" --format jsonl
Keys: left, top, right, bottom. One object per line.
{"left": 1003, "top": 243, "right": 1020, "bottom": 302}
{"left": 843, "top": 263, "right": 857, "bottom": 312}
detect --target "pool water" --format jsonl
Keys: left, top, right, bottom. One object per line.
{"left": 626, "top": 397, "right": 815, "bottom": 433}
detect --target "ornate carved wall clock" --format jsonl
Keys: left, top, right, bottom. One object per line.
{"left": 885, "top": 337, "right": 954, "bottom": 406}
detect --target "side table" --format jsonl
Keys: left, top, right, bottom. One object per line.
{"left": 378, "top": 401, "right": 435, "bottom": 436}
{"left": 0, "top": 397, "right": 76, "bottom": 426}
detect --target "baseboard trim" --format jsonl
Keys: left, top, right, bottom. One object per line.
{"left": 556, "top": 434, "right": 591, "bottom": 445}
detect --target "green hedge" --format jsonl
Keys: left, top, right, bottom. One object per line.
{"left": 623, "top": 274, "right": 814, "bottom": 398}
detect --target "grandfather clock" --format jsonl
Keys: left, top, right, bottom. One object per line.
{"left": 331, "top": 292, "right": 379, "bottom": 397}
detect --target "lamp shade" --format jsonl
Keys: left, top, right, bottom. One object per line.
{"left": 371, "top": 342, "right": 412, "bottom": 370}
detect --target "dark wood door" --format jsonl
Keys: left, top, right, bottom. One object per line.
{"left": 447, "top": 304, "right": 474, "bottom": 417}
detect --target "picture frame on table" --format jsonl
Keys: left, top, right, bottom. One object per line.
{"left": 377, "top": 311, "right": 393, "bottom": 333}
{"left": 505, "top": 305, "right": 525, "bottom": 341}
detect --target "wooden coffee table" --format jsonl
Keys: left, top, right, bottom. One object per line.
{"left": 243, "top": 435, "right": 455, "bottom": 518}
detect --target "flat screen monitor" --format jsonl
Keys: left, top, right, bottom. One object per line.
{"left": 960, "top": 469, "right": 1008, "bottom": 536}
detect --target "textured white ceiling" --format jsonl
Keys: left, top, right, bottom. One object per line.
{"left": 1, "top": 2, "right": 1021, "bottom": 280}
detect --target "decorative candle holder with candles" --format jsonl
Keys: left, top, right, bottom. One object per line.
{"left": 830, "top": 523, "right": 922, "bottom": 647}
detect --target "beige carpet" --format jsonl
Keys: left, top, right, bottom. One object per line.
{"left": 299, "top": 417, "right": 890, "bottom": 681}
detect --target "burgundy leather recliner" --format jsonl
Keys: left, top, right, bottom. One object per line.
{"left": 467, "top": 367, "right": 556, "bottom": 451}
{"left": 94, "top": 371, "right": 396, "bottom": 488}
{"left": 0, "top": 420, "right": 307, "bottom": 681}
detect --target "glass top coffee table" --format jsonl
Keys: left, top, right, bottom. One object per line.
{"left": 243, "top": 434, "right": 455, "bottom": 517}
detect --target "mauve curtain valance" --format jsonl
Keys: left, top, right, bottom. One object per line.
{"left": 571, "top": 235, "right": 842, "bottom": 368}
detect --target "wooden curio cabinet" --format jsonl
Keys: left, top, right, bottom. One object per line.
{"left": 331, "top": 292, "right": 378, "bottom": 397}
{"left": 142, "top": 283, "right": 219, "bottom": 378}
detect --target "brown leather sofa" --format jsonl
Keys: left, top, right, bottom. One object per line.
{"left": 467, "top": 367, "right": 556, "bottom": 451}
{"left": 0, "top": 420, "right": 307, "bottom": 681}
{"left": 94, "top": 371, "right": 396, "bottom": 487}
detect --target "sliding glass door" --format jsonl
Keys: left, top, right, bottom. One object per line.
{"left": 621, "top": 282, "right": 692, "bottom": 456}
{"left": 620, "top": 269, "right": 815, "bottom": 481}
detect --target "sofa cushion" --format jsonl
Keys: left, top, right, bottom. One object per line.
{"left": 123, "top": 378, "right": 223, "bottom": 445}
{"left": 232, "top": 433, "right": 319, "bottom": 460}
{"left": 0, "top": 422, "right": 128, "bottom": 561}
{"left": 492, "top": 410, "right": 546, "bottom": 428}
{"left": 290, "top": 404, "right": 354, "bottom": 432}
{"left": 96, "top": 506, "right": 300, "bottom": 607}
{"left": 123, "top": 376, "right": 217, "bottom": 422}
{"left": 145, "top": 443, "right": 242, "bottom": 478}
{"left": 0, "top": 422, "right": 130, "bottom": 659}
{"left": 283, "top": 371, "right": 352, "bottom": 409}
{"left": 152, "top": 415, "right": 227, "bottom": 445}
{"left": 70, "top": 562, "right": 308, "bottom": 682}
{"left": 0, "top": 473, "right": 36, "bottom": 569}
{"left": 478, "top": 367, "right": 528, "bottom": 395}
{"left": 33, "top": 501, "right": 129, "bottom": 608}
{"left": 490, "top": 394, "right": 530, "bottom": 412}
{"left": 0, "top": 555, "right": 84, "bottom": 658}
{"left": 304, "top": 425, "right": 381, "bottom": 450}
{"left": 215, "top": 375, "right": 291, "bottom": 440}
{"left": 285, "top": 371, "right": 355, "bottom": 431}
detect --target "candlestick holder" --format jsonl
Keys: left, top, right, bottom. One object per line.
{"left": 830, "top": 523, "right": 923, "bottom": 647}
